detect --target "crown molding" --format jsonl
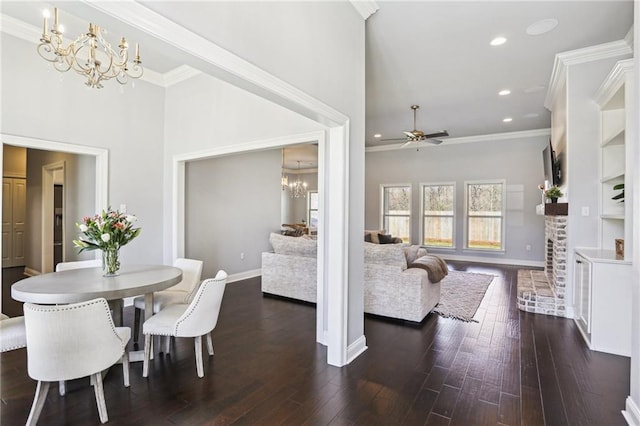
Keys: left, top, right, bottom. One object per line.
{"left": 349, "top": 1, "right": 379, "bottom": 20}
{"left": 624, "top": 25, "right": 634, "bottom": 49}
{"left": 593, "top": 58, "right": 634, "bottom": 107}
{"left": 544, "top": 39, "right": 632, "bottom": 110}
{"left": 365, "top": 128, "right": 551, "bottom": 153}
{"left": 163, "top": 65, "right": 202, "bottom": 87}
{"left": 0, "top": 13, "right": 197, "bottom": 89}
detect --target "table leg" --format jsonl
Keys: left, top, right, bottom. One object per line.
{"left": 129, "top": 292, "right": 154, "bottom": 362}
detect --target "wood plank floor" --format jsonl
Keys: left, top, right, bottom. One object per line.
{"left": 0, "top": 261, "right": 630, "bottom": 425}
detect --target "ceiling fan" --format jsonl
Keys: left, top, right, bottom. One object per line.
{"left": 381, "top": 105, "right": 449, "bottom": 148}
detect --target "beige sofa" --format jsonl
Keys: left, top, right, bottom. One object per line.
{"left": 261, "top": 233, "right": 442, "bottom": 322}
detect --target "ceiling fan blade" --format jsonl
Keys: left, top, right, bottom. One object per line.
{"left": 424, "top": 130, "right": 449, "bottom": 139}
{"left": 380, "top": 137, "right": 408, "bottom": 142}
{"left": 403, "top": 131, "right": 416, "bottom": 138}
{"left": 400, "top": 140, "right": 413, "bottom": 148}
{"left": 425, "top": 138, "right": 443, "bottom": 145}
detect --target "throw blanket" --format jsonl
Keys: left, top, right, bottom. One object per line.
{"left": 410, "top": 254, "right": 449, "bottom": 283}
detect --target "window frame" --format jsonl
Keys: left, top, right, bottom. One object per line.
{"left": 463, "top": 179, "right": 506, "bottom": 252}
{"left": 307, "top": 190, "right": 318, "bottom": 230}
{"left": 420, "top": 182, "right": 456, "bottom": 249}
{"left": 379, "top": 183, "right": 412, "bottom": 243}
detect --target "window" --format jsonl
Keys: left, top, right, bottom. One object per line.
{"left": 465, "top": 181, "right": 505, "bottom": 250}
{"left": 381, "top": 185, "right": 411, "bottom": 243}
{"left": 307, "top": 191, "right": 318, "bottom": 229}
{"left": 422, "top": 183, "right": 455, "bottom": 248}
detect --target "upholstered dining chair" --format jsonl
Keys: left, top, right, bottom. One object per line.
{"left": 0, "top": 313, "right": 27, "bottom": 353}
{"left": 142, "top": 270, "right": 227, "bottom": 378}
{"left": 23, "top": 298, "right": 130, "bottom": 425}
{"left": 55, "top": 259, "right": 102, "bottom": 272}
{"left": 132, "top": 258, "right": 203, "bottom": 343}
{"left": 54, "top": 258, "right": 102, "bottom": 397}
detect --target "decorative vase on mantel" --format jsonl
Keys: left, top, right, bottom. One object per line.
{"left": 550, "top": 198, "right": 558, "bottom": 204}
{"left": 102, "top": 247, "right": 120, "bottom": 277}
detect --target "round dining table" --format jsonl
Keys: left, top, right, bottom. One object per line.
{"left": 12, "top": 264, "right": 182, "bottom": 362}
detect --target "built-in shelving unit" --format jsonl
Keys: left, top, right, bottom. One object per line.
{"left": 594, "top": 58, "right": 634, "bottom": 260}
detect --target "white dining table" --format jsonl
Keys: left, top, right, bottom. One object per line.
{"left": 12, "top": 264, "right": 182, "bottom": 361}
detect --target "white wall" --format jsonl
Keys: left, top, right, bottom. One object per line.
{"left": 366, "top": 136, "right": 549, "bottom": 264}
{"left": 185, "top": 149, "right": 282, "bottom": 278}
{"left": 1, "top": 34, "right": 166, "bottom": 266}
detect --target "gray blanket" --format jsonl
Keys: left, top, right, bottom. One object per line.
{"left": 410, "top": 254, "right": 449, "bottom": 283}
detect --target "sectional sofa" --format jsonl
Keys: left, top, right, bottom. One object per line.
{"left": 261, "top": 233, "right": 442, "bottom": 322}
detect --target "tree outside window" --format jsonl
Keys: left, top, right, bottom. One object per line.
{"left": 465, "top": 181, "right": 504, "bottom": 250}
{"left": 381, "top": 185, "right": 411, "bottom": 243}
{"left": 422, "top": 183, "right": 455, "bottom": 248}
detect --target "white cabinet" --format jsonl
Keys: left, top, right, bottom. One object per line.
{"left": 574, "top": 248, "right": 632, "bottom": 356}
{"left": 594, "top": 59, "right": 634, "bottom": 259}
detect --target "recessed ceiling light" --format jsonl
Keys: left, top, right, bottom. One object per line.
{"left": 498, "top": 89, "right": 511, "bottom": 96}
{"left": 503, "top": 117, "right": 513, "bottom": 123}
{"left": 373, "top": 134, "right": 381, "bottom": 138}
{"left": 490, "top": 37, "right": 507, "bottom": 46}
{"left": 526, "top": 18, "right": 558, "bottom": 36}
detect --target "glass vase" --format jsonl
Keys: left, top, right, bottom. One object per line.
{"left": 102, "top": 247, "right": 120, "bottom": 277}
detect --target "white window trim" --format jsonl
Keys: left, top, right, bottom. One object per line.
{"left": 379, "top": 183, "right": 412, "bottom": 241}
{"left": 420, "top": 181, "right": 456, "bottom": 249}
{"left": 463, "top": 179, "right": 506, "bottom": 252}
{"left": 307, "top": 190, "right": 318, "bottom": 230}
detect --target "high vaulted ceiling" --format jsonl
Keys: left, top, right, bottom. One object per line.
{"left": 365, "top": 1, "right": 633, "bottom": 147}
{"left": 1, "top": 1, "right": 634, "bottom": 154}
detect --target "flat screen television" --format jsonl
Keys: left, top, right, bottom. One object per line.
{"left": 542, "top": 140, "right": 561, "bottom": 187}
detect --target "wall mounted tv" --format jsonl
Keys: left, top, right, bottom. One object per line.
{"left": 542, "top": 140, "right": 561, "bottom": 187}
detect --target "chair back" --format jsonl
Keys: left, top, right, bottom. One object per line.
{"left": 55, "top": 259, "right": 101, "bottom": 271}
{"left": 169, "top": 258, "right": 204, "bottom": 298}
{"left": 24, "top": 298, "right": 127, "bottom": 382}
{"left": 174, "top": 270, "right": 227, "bottom": 338}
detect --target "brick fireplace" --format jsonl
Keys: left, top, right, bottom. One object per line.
{"left": 517, "top": 205, "right": 568, "bottom": 317}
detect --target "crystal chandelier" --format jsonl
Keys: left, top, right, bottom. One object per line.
{"left": 289, "top": 161, "right": 308, "bottom": 198}
{"left": 37, "top": 8, "right": 143, "bottom": 89}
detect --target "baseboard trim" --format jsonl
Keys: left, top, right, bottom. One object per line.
{"left": 23, "top": 267, "right": 40, "bottom": 277}
{"left": 623, "top": 396, "right": 640, "bottom": 425}
{"left": 346, "top": 335, "right": 367, "bottom": 364}
{"left": 227, "top": 269, "right": 261, "bottom": 283}
{"left": 438, "top": 254, "right": 545, "bottom": 268}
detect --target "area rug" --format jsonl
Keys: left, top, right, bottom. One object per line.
{"left": 432, "top": 271, "right": 495, "bottom": 322}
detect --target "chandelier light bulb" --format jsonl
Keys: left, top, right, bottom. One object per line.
{"left": 42, "top": 9, "right": 50, "bottom": 19}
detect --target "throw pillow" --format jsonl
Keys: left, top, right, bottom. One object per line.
{"left": 364, "top": 233, "right": 372, "bottom": 243}
{"left": 378, "top": 233, "right": 396, "bottom": 244}
{"left": 403, "top": 245, "right": 420, "bottom": 265}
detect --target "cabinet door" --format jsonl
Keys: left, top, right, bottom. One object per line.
{"left": 574, "top": 256, "right": 592, "bottom": 334}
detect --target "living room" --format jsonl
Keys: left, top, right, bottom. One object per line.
{"left": 1, "top": 1, "right": 639, "bottom": 424}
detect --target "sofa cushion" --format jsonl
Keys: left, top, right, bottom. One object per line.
{"left": 365, "top": 242, "right": 407, "bottom": 270}
{"left": 403, "top": 245, "right": 421, "bottom": 265}
{"left": 269, "top": 233, "right": 317, "bottom": 258}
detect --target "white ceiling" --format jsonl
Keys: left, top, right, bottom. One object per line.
{"left": 365, "top": 1, "right": 633, "bottom": 146}
{"left": 1, "top": 0, "right": 633, "bottom": 155}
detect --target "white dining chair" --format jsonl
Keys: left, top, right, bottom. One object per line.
{"left": 132, "top": 258, "right": 203, "bottom": 343}
{"left": 142, "top": 270, "right": 227, "bottom": 378}
{"left": 55, "top": 259, "right": 101, "bottom": 272}
{"left": 23, "top": 298, "right": 130, "bottom": 425}
{"left": 0, "top": 313, "right": 27, "bottom": 352}
{"left": 54, "top": 258, "right": 102, "bottom": 397}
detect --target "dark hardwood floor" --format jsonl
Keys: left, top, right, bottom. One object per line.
{"left": 0, "top": 261, "right": 630, "bottom": 425}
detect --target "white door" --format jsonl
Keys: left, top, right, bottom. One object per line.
{"left": 2, "top": 177, "right": 26, "bottom": 267}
